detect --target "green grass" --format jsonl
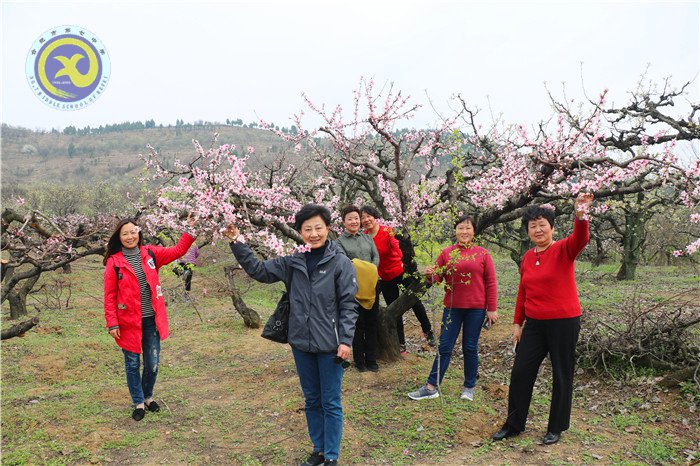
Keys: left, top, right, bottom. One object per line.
{"left": 2, "top": 252, "right": 698, "bottom": 465}
{"left": 634, "top": 438, "right": 677, "bottom": 463}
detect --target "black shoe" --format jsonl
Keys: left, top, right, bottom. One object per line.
{"left": 132, "top": 407, "right": 146, "bottom": 421}
{"left": 145, "top": 400, "right": 160, "bottom": 412}
{"left": 543, "top": 431, "right": 561, "bottom": 445}
{"left": 323, "top": 460, "right": 338, "bottom": 466}
{"left": 425, "top": 331, "right": 436, "bottom": 347}
{"left": 299, "top": 451, "right": 324, "bottom": 466}
{"left": 492, "top": 426, "right": 519, "bottom": 441}
{"left": 355, "top": 363, "right": 367, "bottom": 372}
{"left": 366, "top": 362, "right": 379, "bottom": 372}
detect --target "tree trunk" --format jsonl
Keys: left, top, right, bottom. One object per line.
{"left": 7, "top": 275, "right": 40, "bottom": 320}
{"left": 510, "top": 220, "right": 531, "bottom": 268}
{"left": 591, "top": 234, "right": 607, "bottom": 266}
{"left": 375, "top": 305, "right": 400, "bottom": 362}
{"left": 224, "top": 265, "right": 262, "bottom": 328}
{"left": 616, "top": 208, "right": 645, "bottom": 280}
{"left": 375, "top": 277, "right": 430, "bottom": 361}
{"left": 1, "top": 317, "right": 40, "bottom": 340}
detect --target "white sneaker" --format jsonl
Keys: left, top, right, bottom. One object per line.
{"left": 460, "top": 386, "right": 474, "bottom": 401}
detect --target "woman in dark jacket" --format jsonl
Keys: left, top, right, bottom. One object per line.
{"left": 103, "top": 216, "right": 195, "bottom": 421}
{"left": 225, "top": 204, "right": 358, "bottom": 466}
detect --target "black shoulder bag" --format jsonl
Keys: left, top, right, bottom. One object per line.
{"left": 261, "top": 264, "right": 293, "bottom": 343}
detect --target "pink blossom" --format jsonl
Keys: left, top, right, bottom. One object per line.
{"left": 686, "top": 239, "right": 700, "bottom": 256}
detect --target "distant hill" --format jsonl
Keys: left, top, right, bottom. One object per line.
{"left": 1, "top": 123, "right": 297, "bottom": 185}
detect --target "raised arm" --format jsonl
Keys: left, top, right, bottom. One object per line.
{"left": 563, "top": 193, "right": 593, "bottom": 260}
{"left": 225, "top": 223, "right": 289, "bottom": 284}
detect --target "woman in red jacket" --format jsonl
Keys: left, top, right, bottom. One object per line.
{"left": 103, "top": 217, "right": 195, "bottom": 421}
{"left": 492, "top": 193, "right": 593, "bottom": 445}
{"left": 360, "top": 205, "right": 434, "bottom": 353}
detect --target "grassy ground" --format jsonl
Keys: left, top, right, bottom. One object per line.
{"left": 1, "top": 245, "right": 698, "bottom": 465}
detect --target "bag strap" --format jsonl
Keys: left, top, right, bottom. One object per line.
{"left": 147, "top": 248, "right": 157, "bottom": 268}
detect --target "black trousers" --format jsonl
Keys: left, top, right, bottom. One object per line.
{"left": 352, "top": 301, "right": 379, "bottom": 366}
{"left": 380, "top": 275, "right": 432, "bottom": 345}
{"left": 183, "top": 269, "right": 193, "bottom": 291}
{"left": 174, "top": 263, "right": 194, "bottom": 291}
{"left": 505, "top": 316, "right": 580, "bottom": 434}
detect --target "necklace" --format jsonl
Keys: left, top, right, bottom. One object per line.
{"left": 534, "top": 240, "right": 554, "bottom": 266}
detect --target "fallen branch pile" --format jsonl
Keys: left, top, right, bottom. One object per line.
{"left": 578, "top": 288, "right": 700, "bottom": 388}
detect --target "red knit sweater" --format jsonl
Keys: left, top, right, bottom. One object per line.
{"left": 431, "top": 244, "right": 498, "bottom": 311}
{"left": 368, "top": 225, "right": 404, "bottom": 281}
{"left": 514, "top": 219, "right": 590, "bottom": 325}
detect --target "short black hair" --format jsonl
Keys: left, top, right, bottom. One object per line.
{"left": 454, "top": 214, "right": 475, "bottom": 229}
{"left": 294, "top": 204, "right": 332, "bottom": 231}
{"left": 360, "top": 205, "right": 381, "bottom": 219}
{"left": 523, "top": 205, "right": 555, "bottom": 228}
{"left": 340, "top": 205, "right": 360, "bottom": 221}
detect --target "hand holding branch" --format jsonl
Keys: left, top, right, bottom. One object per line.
{"left": 224, "top": 224, "right": 240, "bottom": 241}
{"left": 574, "top": 193, "right": 594, "bottom": 220}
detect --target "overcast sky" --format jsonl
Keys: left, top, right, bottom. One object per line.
{"left": 2, "top": 1, "right": 698, "bottom": 133}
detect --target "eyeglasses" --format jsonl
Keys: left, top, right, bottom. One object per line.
{"left": 334, "top": 356, "right": 351, "bottom": 368}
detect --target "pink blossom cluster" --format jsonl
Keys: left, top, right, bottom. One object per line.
{"left": 138, "top": 138, "right": 323, "bottom": 255}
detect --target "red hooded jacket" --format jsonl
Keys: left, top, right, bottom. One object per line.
{"left": 103, "top": 233, "right": 195, "bottom": 353}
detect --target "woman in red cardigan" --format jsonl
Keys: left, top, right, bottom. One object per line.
{"left": 360, "top": 205, "right": 434, "bottom": 353}
{"left": 103, "top": 216, "right": 196, "bottom": 421}
{"left": 492, "top": 193, "right": 593, "bottom": 445}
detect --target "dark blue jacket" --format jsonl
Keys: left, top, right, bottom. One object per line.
{"left": 230, "top": 240, "right": 358, "bottom": 353}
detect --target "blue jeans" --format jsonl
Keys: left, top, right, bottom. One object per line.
{"left": 292, "top": 347, "right": 345, "bottom": 461}
{"left": 122, "top": 316, "right": 160, "bottom": 405}
{"left": 427, "top": 308, "right": 485, "bottom": 389}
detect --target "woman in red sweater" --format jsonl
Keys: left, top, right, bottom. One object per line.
{"left": 407, "top": 215, "right": 498, "bottom": 401}
{"left": 360, "top": 206, "right": 434, "bottom": 353}
{"left": 492, "top": 193, "right": 593, "bottom": 445}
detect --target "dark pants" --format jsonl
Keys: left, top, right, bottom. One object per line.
{"left": 505, "top": 317, "right": 581, "bottom": 434}
{"left": 380, "top": 275, "right": 432, "bottom": 345}
{"left": 122, "top": 316, "right": 160, "bottom": 405}
{"left": 174, "top": 262, "right": 194, "bottom": 291}
{"left": 352, "top": 301, "right": 379, "bottom": 367}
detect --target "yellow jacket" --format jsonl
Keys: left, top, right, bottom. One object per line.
{"left": 352, "top": 258, "right": 379, "bottom": 310}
